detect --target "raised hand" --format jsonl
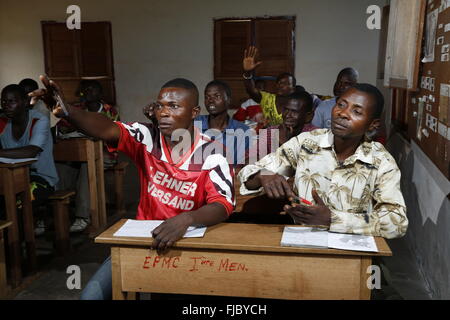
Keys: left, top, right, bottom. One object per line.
{"left": 28, "top": 75, "right": 70, "bottom": 118}
{"left": 243, "top": 46, "right": 263, "bottom": 73}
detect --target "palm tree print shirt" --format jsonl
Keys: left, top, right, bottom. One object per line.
{"left": 238, "top": 129, "right": 408, "bottom": 239}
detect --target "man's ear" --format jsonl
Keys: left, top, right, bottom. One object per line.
{"left": 368, "top": 118, "right": 380, "bottom": 133}
{"left": 192, "top": 105, "right": 201, "bottom": 119}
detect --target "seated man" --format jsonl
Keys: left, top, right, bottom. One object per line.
{"left": 30, "top": 76, "right": 234, "bottom": 299}
{"left": 239, "top": 84, "right": 408, "bottom": 239}
{"left": 195, "top": 80, "right": 254, "bottom": 167}
{"left": 0, "top": 84, "right": 58, "bottom": 235}
{"left": 312, "top": 67, "right": 359, "bottom": 129}
{"left": 55, "top": 80, "right": 120, "bottom": 232}
{"left": 243, "top": 46, "right": 296, "bottom": 127}
{"left": 248, "top": 90, "right": 317, "bottom": 163}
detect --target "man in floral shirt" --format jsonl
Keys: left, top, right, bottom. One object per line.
{"left": 56, "top": 80, "right": 120, "bottom": 232}
{"left": 239, "top": 84, "right": 408, "bottom": 239}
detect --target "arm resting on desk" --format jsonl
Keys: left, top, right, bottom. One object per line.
{"left": 151, "top": 202, "right": 229, "bottom": 251}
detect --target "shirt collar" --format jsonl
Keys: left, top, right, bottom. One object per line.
{"left": 308, "top": 130, "right": 375, "bottom": 166}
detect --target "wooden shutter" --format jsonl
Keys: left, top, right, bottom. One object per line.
{"left": 254, "top": 19, "right": 295, "bottom": 77}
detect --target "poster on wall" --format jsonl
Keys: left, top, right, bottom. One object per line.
{"left": 423, "top": 9, "right": 439, "bottom": 63}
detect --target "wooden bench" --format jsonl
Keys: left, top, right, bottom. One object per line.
{"left": 0, "top": 220, "right": 12, "bottom": 298}
{"left": 48, "top": 190, "right": 75, "bottom": 256}
{"left": 105, "top": 162, "right": 129, "bottom": 217}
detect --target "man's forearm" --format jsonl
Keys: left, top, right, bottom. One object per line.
{"left": 64, "top": 104, "right": 120, "bottom": 146}
{"left": 243, "top": 73, "right": 262, "bottom": 103}
{"left": 244, "top": 171, "right": 262, "bottom": 190}
{"left": 185, "top": 203, "right": 229, "bottom": 227}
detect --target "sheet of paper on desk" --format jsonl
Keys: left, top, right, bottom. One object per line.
{"left": 0, "top": 157, "right": 38, "bottom": 164}
{"left": 328, "top": 232, "right": 378, "bottom": 252}
{"left": 280, "top": 227, "right": 328, "bottom": 248}
{"left": 113, "top": 219, "right": 207, "bottom": 238}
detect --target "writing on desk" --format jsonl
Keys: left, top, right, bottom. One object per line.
{"left": 142, "top": 256, "right": 249, "bottom": 272}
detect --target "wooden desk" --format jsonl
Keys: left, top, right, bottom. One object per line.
{"left": 0, "top": 161, "right": 37, "bottom": 287}
{"left": 96, "top": 219, "right": 392, "bottom": 300}
{"left": 0, "top": 220, "right": 12, "bottom": 298}
{"left": 53, "top": 138, "right": 107, "bottom": 234}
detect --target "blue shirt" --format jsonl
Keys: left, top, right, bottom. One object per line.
{"left": 0, "top": 109, "right": 58, "bottom": 186}
{"left": 194, "top": 115, "right": 255, "bottom": 166}
{"left": 312, "top": 97, "right": 337, "bottom": 129}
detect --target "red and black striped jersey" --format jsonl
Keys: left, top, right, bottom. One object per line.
{"left": 107, "top": 121, "right": 235, "bottom": 221}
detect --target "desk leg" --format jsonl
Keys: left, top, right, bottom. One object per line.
{"left": 87, "top": 143, "right": 99, "bottom": 232}
{"left": 95, "top": 143, "right": 107, "bottom": 228}
{"left": 21, "top": 172, "right": 36, "bottom": 273}
{"left": 360, "top": 257, "right": 372, "bottom": 300}
{"left": 111, "top": 247, "right": 126, "bottom": 300}
{"left": 0, "top": 230, "right": 9, "bottom": 298}
{"left": 3, "top": 170, "right": 22, "bottom": 287}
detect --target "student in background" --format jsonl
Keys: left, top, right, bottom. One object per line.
{"left": 195, "top": 80, "right": 254, "bottom": 167}
{"left": 248, "top": 91, "right": 317, "bottom": 164}
{"left": 239, "top": 84, "right": 408, "bottom": 239}
{"left": 30, "top": 76, "right": 235, "bottom": 299}
{"left": 55, "top": 80, "right": 120, "bottom": 232}
{"left": 242, "top": 46, "right": 296, "bottom": 127}
{"left": 0, "top": 84, "right": 58, "bottom": 235}
{"left": 312, "top": 68, "right": 359, "bottom": 129}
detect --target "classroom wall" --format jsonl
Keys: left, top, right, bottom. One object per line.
{"left": 387, "top": 134, "right": 450, "bottom": 299}
{"left": 0, "top": 0, "right": 386, "bottom": 121}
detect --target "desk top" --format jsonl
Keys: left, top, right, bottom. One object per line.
{"left": 0, "top": 160, "right": 36, "bottom": 168}
{"left": 96, "top": 219, "right": 392, "bottom": 257}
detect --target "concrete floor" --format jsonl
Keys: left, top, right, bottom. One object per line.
{"left": 5, "top": 159, "right": 432, "bottom": 300}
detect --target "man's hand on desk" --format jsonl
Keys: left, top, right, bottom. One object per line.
{"left": 254, "top": 170, "right": 295, "bottom": 199}
{"left": 151, "top": 212, "right": 193, "bottom": 252}
{"left": 284, "top": 189, "right": 331, "bottom": 228}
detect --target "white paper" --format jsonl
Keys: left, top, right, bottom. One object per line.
{"left": 328, "top": 232, "right": 378, "bottom": 252}
{"left": 280, "top": 227, "right": 328, "bottom": 248}
{"left": 58, "top": 131, "right": 87, "bottom": 139}
{"left": 0, "top": 157, "right": 38, "bottom": 164}
{"left": 422, "top": 9, "right": 439, "bottom": 63}
{"left": 113, "top": 219, "right": 207, "bottom": 238}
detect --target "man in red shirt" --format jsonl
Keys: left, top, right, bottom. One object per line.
{"left": 30, "top": 76, "right": 234, "bottom": 299}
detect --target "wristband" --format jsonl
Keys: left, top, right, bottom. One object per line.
{"left": 243, "top": 72, "right": 253, "bottom": 80}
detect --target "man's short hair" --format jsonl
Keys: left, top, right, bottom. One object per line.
{"left": 337, "top": 68, "right": 359, "bottom": 82}
{"left": 161, "top": 78, "right": 199, "bottom": 105}
{"left": 285, "top": 90, "right": 314, "bottom": 113}
{"left": 2, "top": 84, "right": 27, "bottom": 100}
{"left": 276, "top": 72, "right": 297, "bottom": 86}
{"left": 80, "top": 79, "right": 103, "bottom": 93}
{"left": 19, "top": 78, "right": 39, "bottom": 92}
{"left": 351, "top": 83, "right": 384, "bottom": 119}
{"left": 205, "top": 80, "right": 232, "bottom": 101}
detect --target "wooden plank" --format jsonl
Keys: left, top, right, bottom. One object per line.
{"left": 359, "top": 257, "right": 373, "bottom": 300}
{"left": 96, "top": 220, "right": 392, "bottom": 257}
{"left": 0, "top": 227, "right": 9, "bottom": 298}
{"left": 111, "top": 247, "right": 126, "bottom": 300}
{"left": 95, "top": 141, "right": 107, "bottom": 228}
{"left": 53, "top": 138, "right": 89, "bottom": 162}
{"left": 119, "top": 247, "right": 362, "bottom": 300}
{"left": 86, "top": 140, "right": 99, "bottom": 231}
{"left": 21, "top": 171, "right": 37, "bottom": 273}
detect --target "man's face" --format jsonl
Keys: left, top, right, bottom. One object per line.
{"left": 204, "top": 85, "right": 229, "bottom": 116}
{"left": 81, "top": 86, "right": 102, "bottom": 103}
{"left": 276, "top": 76, "right": 295, "bottom": 96}
{"left": 155, "top": 87, "right": 200, "bottom": 137}
{"left": 333, "top": 74, "right": 357, "bottom": 98}
{"left": 331, "top": 88, "right": 378, "bottom": 140}
{"left": 1, "top": 91, "right": 26, "bottom": 119}
{"left": 282, "top": 99, "right": 308, "bottom": 129}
